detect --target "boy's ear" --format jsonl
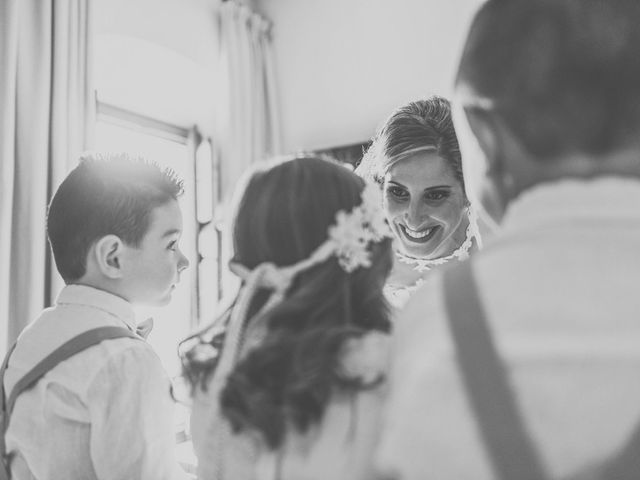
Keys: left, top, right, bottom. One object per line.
{"left": 93, "top": 235, "right": 125, "bottom": 279}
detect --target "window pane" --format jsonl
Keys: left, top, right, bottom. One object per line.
{"left": 195, "top": 140, "right": 214, "bottom": 224}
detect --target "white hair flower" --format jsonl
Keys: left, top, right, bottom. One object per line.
{"left": 327, "top": 182, "right": 392, "bottom": 272}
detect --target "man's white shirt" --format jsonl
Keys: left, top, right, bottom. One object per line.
{"left": 378, "top": 178, "right": 640, "bottom": 480}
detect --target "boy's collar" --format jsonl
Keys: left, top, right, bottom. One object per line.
{"left": 56, "top": 284, "right": 137, "bottom": 331}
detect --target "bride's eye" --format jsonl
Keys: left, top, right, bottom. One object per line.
{"left": 425, "top": 190, "right": 449, "bottom": 201}
{"left": 387, "top": 186, "right": 408, "bottom": 200}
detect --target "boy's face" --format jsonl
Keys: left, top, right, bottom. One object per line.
{"left": 120, "top": 199, "right": 189, "bottom": 306}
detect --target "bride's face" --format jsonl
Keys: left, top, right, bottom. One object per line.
{"left": 383, "top": 152, "right": 468, "bottom": 259}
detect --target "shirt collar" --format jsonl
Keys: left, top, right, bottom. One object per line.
{"left": 499, "top": 176, "right": 640, "bottom": 236}
{"left": 56, "top": 284, "right": 137, "bottom": 331}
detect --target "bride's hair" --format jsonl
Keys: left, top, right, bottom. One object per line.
{"left": 182, "top": 155, "right": 392, "bottom": 449}
{"left": 355, "top": 95, "right": 464, "bottom": 194}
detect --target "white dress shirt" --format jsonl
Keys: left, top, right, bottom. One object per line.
{"left": 4, "top": 285, "right": 189, "bottom": 480}
{"left": 377, "top": 178, "right": 640, "bottom": 480}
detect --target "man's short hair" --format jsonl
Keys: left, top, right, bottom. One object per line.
{"left": 457, "top": 0, "right": 640, "bottom": 159}
{"left": 47, "top": 153, "right": 184, "bottom": 283}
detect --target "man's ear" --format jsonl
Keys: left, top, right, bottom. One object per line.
{"left": 93, "top": 235, "right": 125, "bottom": 279}
{"left": 460, "top": 107, "right": 517, "bottom": 225}
{"left": 464, "top": 108, "right": 503, "bottom": 177}
{"left": 466, "top": 108, "right": 522, "bottom": 196}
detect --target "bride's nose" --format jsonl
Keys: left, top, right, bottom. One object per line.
{"left": 404, "top": 199, "right": 428, "bottom": 227}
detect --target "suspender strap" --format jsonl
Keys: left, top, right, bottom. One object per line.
{"left": 0, "top": 326, "right": 140, "bottom": 479}
{"left": 443, "top": 262, "right": 549, "bottom": 480}
{"left": 6, "top": 326, "right": 139, "bottom": 416}
{"left": 0, "top": 343, "right": 18, "bottom": 480}
{"left": 0, "top": 344, "right": 17, "bottom": 423}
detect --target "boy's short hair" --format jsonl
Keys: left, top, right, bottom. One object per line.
{"left": 47, "top": 152, "right": 184, "bottom": 283}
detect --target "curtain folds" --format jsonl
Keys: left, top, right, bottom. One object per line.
{"left": 217, "top": 2, "right": 281, "bottom": 199}
{"left": 0, "top": 0, "right": 94, "bottom": 353}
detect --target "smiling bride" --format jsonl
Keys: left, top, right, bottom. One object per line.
{"left": 356, "top": 96, "right": 481, "bottom": 307}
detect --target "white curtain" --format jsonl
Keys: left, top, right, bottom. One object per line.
{"left": 217, "top": 1, "right": 281, "bottom": 198}
{"left": 0, "top": 0, "right": 94, "bottom": 353}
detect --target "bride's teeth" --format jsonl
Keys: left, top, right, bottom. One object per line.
{"left": 405, "top": 227, "right": 433, "bottom": 239}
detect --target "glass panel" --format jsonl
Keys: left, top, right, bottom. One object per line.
{"left": 198, "top": 223, "right": 219, "bottom": 321}
{"left": 195, "top": 140, "right": 214, "bottom": 224}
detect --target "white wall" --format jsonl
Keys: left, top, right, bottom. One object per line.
{"left": 256, "top": 0, "right": 481, "bottom": 153}
{"left": 95, "top": 0, "right": 220, "bottom": 65}
{"left": 94, "top": 0, "right": 222, "bottom": 134}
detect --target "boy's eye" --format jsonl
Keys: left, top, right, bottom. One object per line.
{"left": 387, "top": 186, "right": 408, "bottom": 200}
{"left": 425, "top": 190, "right": 449, "bottom": 201}
{"left": 167, "top": 240, "right": 178, "bottom": 251}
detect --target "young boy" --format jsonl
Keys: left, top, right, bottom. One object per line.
{"left": 2, "top": 153, "right": 190, "bottom": 479}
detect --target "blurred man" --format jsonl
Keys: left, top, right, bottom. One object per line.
{"left": 377, "top": 1, "right": 640, "bottom": 479}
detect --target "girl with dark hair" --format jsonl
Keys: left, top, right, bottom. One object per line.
{"left": 180, "top": 155, "right": 394, "bottom": 480}
{"left": 356, "top": 96, "right": 482, "bottom": 306}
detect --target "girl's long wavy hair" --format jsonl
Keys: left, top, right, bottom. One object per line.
{"left": 181, "top": 155, "right": 393, "bottom": 449}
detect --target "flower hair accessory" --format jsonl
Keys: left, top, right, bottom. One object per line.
{"left": 327, "top": 181, "right": 392, "bottom": 272}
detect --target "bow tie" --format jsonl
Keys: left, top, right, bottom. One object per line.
{"left": 136, "top": 317, "right": 154, "bottom": 340}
